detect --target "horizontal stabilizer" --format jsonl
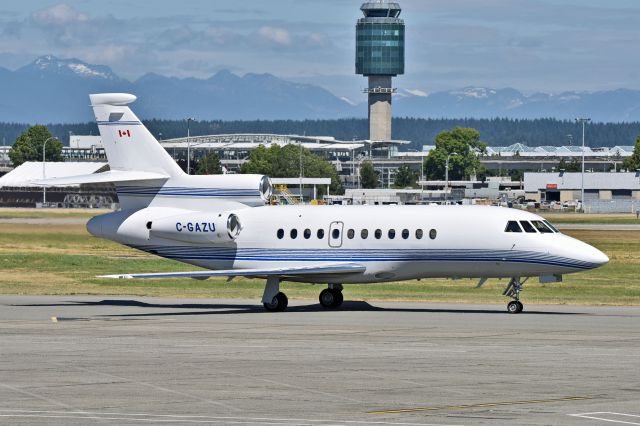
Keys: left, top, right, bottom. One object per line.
{"left": 98, "top": 263, "right": 366, "bottom": 280}
{"left": 34, "top": 170, "right": 170, "bottom": 187}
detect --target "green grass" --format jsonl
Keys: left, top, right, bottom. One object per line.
{"left": 0, "top": 222, "right": 638, "bottom": 305}
{"left": 0, "top": 208, "right": 108, "bottom": 219}
{"left": 542, "top": 213, "right": 640, "bottom": 225}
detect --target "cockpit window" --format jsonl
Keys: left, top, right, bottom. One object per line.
{"left": 519, "top": 221, "right": 537, "bottom": 233}
{"left": 531, "top": 220, "right": 554, "bottom": 233}
{"left": 543, "top": 220, "right": 559, "bottom": 233}
{"left": 505, "top": 221, "right": 522, "bottom": 233}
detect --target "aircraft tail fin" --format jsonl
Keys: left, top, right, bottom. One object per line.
{"left": 89, "top": 93, "right": 184, "bottom": 178}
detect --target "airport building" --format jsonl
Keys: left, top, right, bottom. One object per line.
{"left": 524, "top": 172, "right": 640, "bottom": 213}
{"left": 1, "top": 135, "right": 634, "bottom": 192}
{"left": 0, "top": 161, "right": 114, "bottom": 208}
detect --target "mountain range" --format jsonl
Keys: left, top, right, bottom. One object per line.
{"left": 0, "top": 55, "right": 639, "bottom": 123}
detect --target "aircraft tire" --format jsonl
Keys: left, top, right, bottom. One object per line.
{"left": 319, "top": 288, "right": 343, "bottom": 309}
{"left": 264, "top": 292, "right": 288, "bottom": 312}
{"left": 332, "top": 290, "right": 344, "bottom": 308}
{"left": 507, "top": 300, "right": 523, "bottom": 314}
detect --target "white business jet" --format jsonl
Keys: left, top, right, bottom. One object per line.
{"left": 40, "top": 93, "right": 609, "bottom": 313}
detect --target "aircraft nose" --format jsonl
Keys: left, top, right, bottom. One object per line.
{"left": 86, "top": 216, "right": 103, "bottom": 238}
{"left": 580, "top": 242, "right": 609, "bottom": 268}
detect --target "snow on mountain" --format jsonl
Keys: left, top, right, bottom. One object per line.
{"left": 20, "top": 55, "right": 120, "bottom": 81}
{"left": 1, "top": 56, "right": 640, "bottom": 122}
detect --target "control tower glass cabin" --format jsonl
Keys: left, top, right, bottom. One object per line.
{"left": 356, "top": 1, "right": 405, "bottom": 141}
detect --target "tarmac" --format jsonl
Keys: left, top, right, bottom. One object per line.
{"left": 1, "top": 296, "right": 639, "bottom": 425}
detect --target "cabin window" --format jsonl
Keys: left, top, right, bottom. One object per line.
{"left": 505, "top": 221, "right": 522, "bottom": 233}
{"left": 402, "top": 229, "right": 409, "bottom": 239}
{"left": 388, "top": 229, "right": 396, "bottom": 239}
{"left": 520, "top": 221, "right": 537, "bottom": 233}
{"left": 429, "top": 229, "right": 437, "bottom": 240}
{"left": 361, "top": 229, "right": 369, "bottom": 239}
{"left": 375, "top": 229, "right": 382, "bottom": 239}
{"left": 332, "top": 229, "right": 340, "bottom": 239}
{"left": 347, "top": 229, "right": 355, "bottom": 239}
{"left": 317, "top": 229, "right": 325, "bottom": 239}
{"left": 303, "top": 229, "right": 311, "bottom": 239}
{"left": 531, "top": 220, "right": 553, "bottom": 233}
{"left": 415, "top": 229, "right": 423, "bottom": 239}
{"left": 543, "top": 220, "right": 559, "bottom": 233}
{"left": 290, "top": 229, "right": 298, "bottom": 239}
{"left": 277, "top": 229, "right": 284, "bottom": 239}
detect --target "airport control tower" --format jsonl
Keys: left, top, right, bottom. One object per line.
{"left": 356, "top": 1, "right": 405, "bottom": 141}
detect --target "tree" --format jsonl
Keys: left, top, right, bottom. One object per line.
{"left": 196, "top": 152, "right": 223, "bottom": 175}
{"left": 9, "top": 125, "right": 63, "bottom": 167}
{"left": 558, "top": 157, "right": 581, "bottom": 172}
{"left": 423, "top": 127, "right": 487, "bottom": 181}
{"left": 393, "top": 164, "right": 416, "bottom": 188}
{"left": 359, "top": 161, "right": 378, "bottom": 189}
{"left": 240, "top": 144, "right": 343, "bottom": 195}
{"left": 623, "top": 136, "right": 640, "bottom": 171}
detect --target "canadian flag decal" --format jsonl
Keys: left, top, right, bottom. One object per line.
{"left": 118, "top": 129, "right": 131, "bottom": 137}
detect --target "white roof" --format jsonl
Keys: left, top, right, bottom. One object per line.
{"left": 161, "top": 141, "right": 365, "bottom": 151}
{"left": 524, "top": 172, "right": 640, "bottom": 191}
{"left": 271, "top": 178, "right": 331, "bottom": 185}
{"left": 0, "top": 161, "right": 107, "bottom": 188}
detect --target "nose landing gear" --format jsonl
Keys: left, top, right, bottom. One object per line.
{"left": 503, "top": 277, "right": 527, "bottom": 314}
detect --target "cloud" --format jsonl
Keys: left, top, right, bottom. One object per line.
{"left": 304, "top": 32, "right": 331, "bottom": 48}
{"left": 31, "top": 3, "right": 88, "bottom": 26}
{"left": 257, "top": 26, "right": 292, "bottom": 46}
{"left": 406, "top": 89, "right": 429, "bottom": 97}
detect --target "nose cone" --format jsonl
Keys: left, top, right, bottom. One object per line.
{"left": 86, "top": 216, "right": 103, "bottom": 238}
{"left": 555, "top": 234, "right": 609, "bottom": 270}
{"left": 571, "top": 237, "right": 609, "bottom": 268}
{"left": 584, "top": 244, "right": 609, "bottom": 268}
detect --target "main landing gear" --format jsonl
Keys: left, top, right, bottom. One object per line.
{"left": 262, "top": 277, "right": 288, "bottom": 312}
{"left": 503, "top": 277, "right": 527, "bottom": 314}
{"left": 319, "top": 284, "right": 343, "bottom": 309}
{"left": 261, "top": 279, "right": 344, "bottom": 312}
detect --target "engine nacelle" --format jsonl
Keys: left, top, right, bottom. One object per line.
{"left": 150, "top": 212, "right": 242, "bottom": 244}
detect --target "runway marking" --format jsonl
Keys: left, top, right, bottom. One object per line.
{"left": 0, "top": 409, "right": 459, "bottom": 425}
{"left": 204, "top": 367, "right": 365, "bottom": 404}
{"left": 569, "top": 412, "right": 640, "bottom": 425}
{"left": 54, "top": 364, "right": 240, "bottom": 412}
{"left": 0, "top": 383, "right": 71, "bottom": 408}
{"left": 368, "top": 395, "right": 594, "bottom": 414}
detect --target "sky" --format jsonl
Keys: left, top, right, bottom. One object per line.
{"left": 1, "top": 0, "right": 640, "bottom": 102}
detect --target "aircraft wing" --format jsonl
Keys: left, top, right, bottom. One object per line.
{"left": 98, "top": 263, "right": 366, "bottom": 280}
{"left": 33, "top": 170, "right": 170, "bottom": 187}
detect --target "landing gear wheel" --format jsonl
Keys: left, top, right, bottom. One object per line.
{"left": 507, "top": 300, "right": 523, "bottom": 314}
{"left": 264, "top": 292, "right": 288, "bottom": 312}
{"left": 319, "top": 288, "right": 343, "bottom": 309}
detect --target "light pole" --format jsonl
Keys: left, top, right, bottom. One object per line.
{"left": 42, "top": 136, "right": 59, "bottom": 206}
{"left": 299, "top": 142, "right": 303, "bottom": 203}
{"left": 444, "top": 152, "right": 457, "bottom": 203}
{"left": 576, "top": 117, "right": 591, "bottom": 212}
{"left": 185, "top": 117, "right": 196, "bottom": 174}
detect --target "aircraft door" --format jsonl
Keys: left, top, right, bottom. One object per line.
{"left": 328, "top": 221, "right": 344, "bottom": 248}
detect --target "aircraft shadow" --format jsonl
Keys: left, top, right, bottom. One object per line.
{"left": 11, "top": 299, "right": 587, "bottom": 317}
